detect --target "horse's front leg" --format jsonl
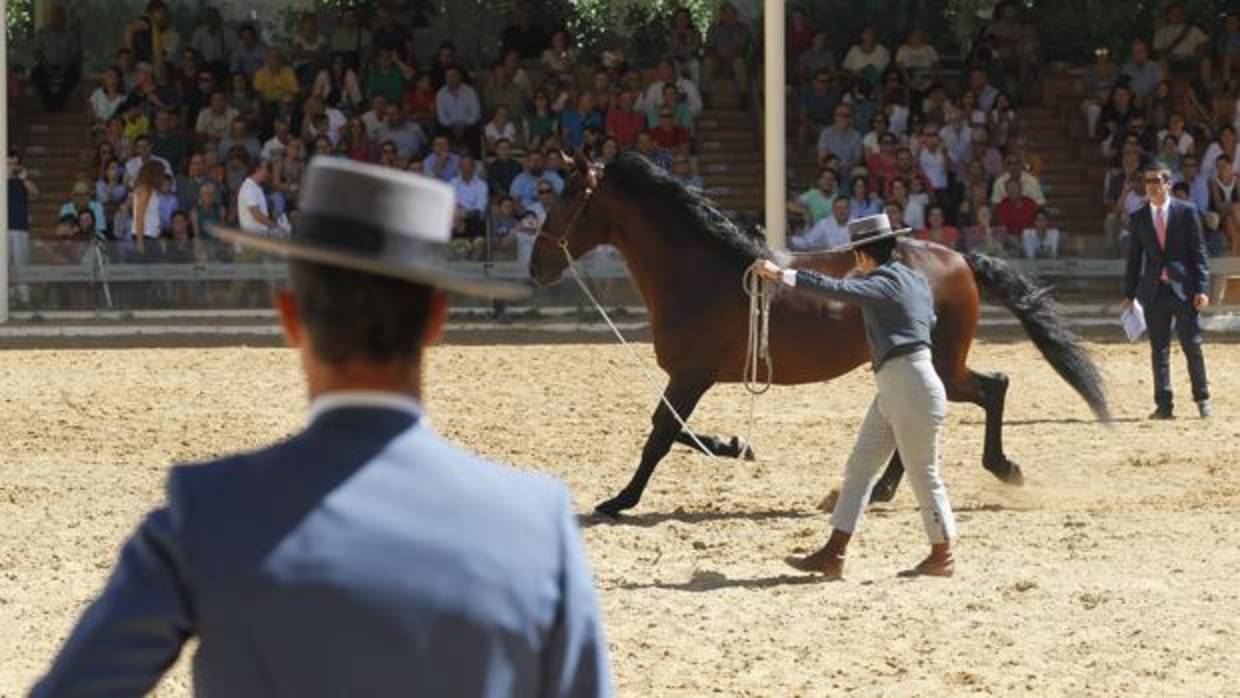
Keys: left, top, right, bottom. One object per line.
{"left": 595, "top": 375, "right": 713, "bottom": 517}
{"left": 673, "top": 430, "right": 756, "bottom": 460}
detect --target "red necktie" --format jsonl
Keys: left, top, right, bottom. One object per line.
{"left": 1155, "top": 207, "right": 1168, "bottom": 282}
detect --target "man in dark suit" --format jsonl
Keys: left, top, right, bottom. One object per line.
{"left": 1123, "top": 163, "right": 1212, "bottom": 420}
{"left": 32, "top": 160, "right": 612, "bottom": 697}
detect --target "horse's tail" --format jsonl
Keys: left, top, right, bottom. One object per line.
{"left": 963, "top": 252, "right": 1111, "bottom": 422}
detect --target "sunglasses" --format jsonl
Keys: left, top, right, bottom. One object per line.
{"left": 538, "top": 188, "right": 553, "bottom": 194}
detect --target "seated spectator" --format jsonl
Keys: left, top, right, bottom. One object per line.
{"left": 1155, "top": 134, "right": 1184, "bottom": 180}
{"left": 190, "top": 7, "right": 236, "bottom": 77}
{"left": 524, "top": 179, "right": 559, "bottom": 225}
{"left": 1207, "top": 154, "right": 1239, "bottom": 234}
{"left": 670, "top": 155, "right": 703, "bottom": 191}
{"left": 1202, "top": 125, "right": 1240, "bottom": 178}
{"left": 987, "top": 92, "right": 1018, "bottom": 148}
{"left": 130, "top": 62, "right": 177, "bottom": 115}
{"left": 253, "top": 48, "right": 300, "bottom": 106}
{"left": 487, "top": 139, "right": 523, "bottom": 193}
{"left": 915, "top": 204, "right": 960, "bottom": 249}
{"left": 1203, "top": 12, "right": 1239, "bottom": 92}
{"left": 195, "top": 90, "right": 238, "bottom": 141}
{"left": 966, "top": 68, "right": 999, "bottom": 113}
{"left": 847, "top": 175, "right": 883, "bottom": 219}
{"left": 861, "top": 112, "right": 891, "bottom": 157}
{"left": 428, "top": 41, "right": 461, "bottom": 91}
{"left": 970, "top": 125, "right": 1004, "bottom": 179}
{"left": 939, "top": 108, "right": 972, "bottom": 173}
{"left": 313, "top": 52, "right": 364, "bottom": 112}
{"left": 270, "top": 140, "right": 306, "bottom": 217}
{"left": 1145, "top": 79, "right": 1174, "bottom": 133}
{"left": 994, "top": 178, "right": 1039, "bottom": 235}
{"left": 917, "top": 124, "right": 951, "bottom": 204}
{"left": 1153, "top": 4, "right": 1210, "bottom": 72}
{"left": 867, "top": 133, "right": 900, "bottom": 194}
{"left": 541, "top": 30, "right": 580, "bottom": 87}
{"left": 1080, "top": 47, "right": 1119, "bottom": 139}
{"left": 156, "top": 173, "right": 178, "bottom": 234}
{"left": 788, "top": 167, "right": 839, "bottom": 224}
{"left": 1179, "top": 154, "right": 1210, "bottom": 211}
{"left": 500, "top": 1, "right": 550, "bottom": 61}
{"left": 150, "top": 108, "right": 190, "bottom": 173}
{"left": 227, "top": 71, "right": 261, "bottom": 127}
{"left": 424, "top": 136, "right": 461, "bottom": 182}
{"left": 328, "top": 7, "right": 371, "bottom": 70}
{"left": 499, "top": 49, "right": 534, "bottom": 100}
{"left": 635, "top": 131, "right": 664, "bottom": 168}
{"left": 301, "top": 95, "right": 346, "bottom": 145}
{"left": 230, "top": 24, "right": 267, "bottom": 79}
{"left": 236, "top": 159, "right": 279, "bottom": 235}
{"left": 175, "top": 152, "right": 211, "bottom": 213}
{"left": 90, "top": 67, "right": 127, "bottom": 124}
{"left": 1121, "top": 38, "right": 1163, "bottom": 107}
{"left": 1102, "top": 149, "right": 1146, "bottom": 254}
{"left": 797, "top": 31, "right": 834, "bottom": 90}
{"left": 59, "top": 181, "right": 107, "bottom": 237}
{"left": 179, "top": 59, "right": 215, "bottom": 129}
{"left": 30, "top": 5, "right": 81, "bottom": 111}
{"left": 366, "top": 48, "right": 412, "bottom": 104}
{"left": 451, "top": 155, "right": 488, "bottom": 238}
{"left": 646, "top": 83, "right": 693, "bottom": 131}
{"left": 817, "top": 103, "right": 863, "bottom": 174}
{"left": 1021, "top": 207, "right": 1061, "bottom": 259}
{"left": 841, "top": 26, "right": 889, "bottom": 91}
{"left": 404, "top": 73, "right": 438, "bottom": 129}
{"left": 956, "top": 172, "right": 991, "bottom": 225}
{"left": 605, "top": 90, "right": 644, "bottom": 150}
{"left": 891, "top": 145, "right": 930, "bottom": 194}
{"left": 702, "top": 3, "right": 751, "bottom": 106}
{"left": 376, "top": 140, "right": 404, "bottom": 169}
{"left": 991, "top": 152, "right": 1046, "bottom": 205}
{"left": 290, "top": 11, "right": 327, "bottom": 87}
{"left": 791, "top": 196, "right": 852, "bottom": 251}
{"left": 889, "top": 176, "right": 928, "bottom": 230}
{"left": 558, "top": 92, "right": 603, "bottom": 154}
{"left": 376, "top": 106, "right": 427, "bottom": 161}
{"left": 883, "top": 202, "right": 909, "bottom": 234}
{"left": 485, "top": 106, "right": 519, "bottom": 155}
{"left": 262, "top": 116, "right": 294, "bottom": 162}
{"left": 1098, "top": 84, "right": 1139, "bottom": 160}
{"left": 97, "top": 154, "right": 128, "bottom": 212}
{"left": 436, "top": 66, "right": 482, "bottom": 155}
{"left": 638, "top": 60, "right": 704, "bottom": 118}
{"left": 895, "top": 28, "right": 939, "bottom": 95}
{"left": 961, "top": 204, "right": 1012, "bottom": 256}
{"left": 799, "top": 69, "right": 840, "bottom": 145}
{"left": 125, "top": 135, "right": 173, "bottom": 186}
{"left": 649, "top": 109, "right": 690, "bottom": 158}
{"left": 483, "top": 60, "right": 529, "bottom": 123}
{"left": 361, "top": 94, "right": 391, "bottom": 136}
{"left": 670, "top": 7, "right": 704, "bottom": 86}
{"left": 525, "top": 91, "right": 558, "bottom": 150}
{"left": 217, "top": 117, "right": 261, "bottom": 164}
{"left": 1158, "top": 112, "right": 1195, "bottom": 156}
{"left": 341, "top": 116, "right": 373, "bottom": 162}
{"left": 509, "top": 150, "right": 563, "bottom": 209}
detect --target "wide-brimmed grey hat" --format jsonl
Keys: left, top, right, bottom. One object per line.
{"left": 210, "top": 159, "right": 531, "bottom": 300}
{"left": 845, "top": 213, "right": 912, "bottom": 248}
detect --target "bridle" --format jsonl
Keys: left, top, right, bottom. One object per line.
{"left": 531, "top": 173, "right": 598, "bottom": 287}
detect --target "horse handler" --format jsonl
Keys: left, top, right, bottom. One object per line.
{"left": 753, "top": 213, "right": 956, "bottom": 579}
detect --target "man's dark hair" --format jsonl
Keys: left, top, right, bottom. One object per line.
{"left": 861, "top": 237, "right": 896, "bottom": 265}
{"left": 289, "top": 260, "right": 436, "bottom": 365}
{"left": 1145, "top": 163, "right": 1173, "bottom": 181}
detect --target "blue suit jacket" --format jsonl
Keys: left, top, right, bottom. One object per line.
{"left": 32, "top": 404, "right": 611, "bottom": 697}
{"left": 1123, "top": 198, "right": 1210, "bottom": 307}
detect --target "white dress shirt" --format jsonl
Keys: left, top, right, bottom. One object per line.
{"left": 308, "top": 390, "right": 423, "bottom": 424}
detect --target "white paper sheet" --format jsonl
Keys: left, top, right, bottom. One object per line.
{"left": 1122, "top": 300, "right": 1146, "bottom": 342}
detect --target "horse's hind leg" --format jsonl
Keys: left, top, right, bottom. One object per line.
{"left": 948, "top": 368, "right": 1024, "bottom": 485}
{"left": 870, "top": 451, "right": 905, "bottom": 503}
{"left": 673, "top": 431, "right": 756, "bottom": 460}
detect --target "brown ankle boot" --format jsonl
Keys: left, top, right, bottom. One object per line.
{"left": 784, "top": 529, "right": 850, "bottom": 579}
{"left": 898, "top": 542, "right": 955, "bottom": 578}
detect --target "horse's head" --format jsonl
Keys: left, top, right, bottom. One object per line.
{"left": 529, "top": 155, "right": 609, "bottom": 286}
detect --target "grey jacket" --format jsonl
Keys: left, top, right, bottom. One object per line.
{"left": 32, "top": 403, "right": 611, "bottom": 698}
{"left": 793, "top": 261, "right": 935, "bottom": 369}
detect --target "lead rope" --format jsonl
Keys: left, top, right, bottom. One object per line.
{"left": 557, "top": 242, "right": 720, "bottom": 462}
{"left": 740, "top": 262, "right": 774, "bottom": 458}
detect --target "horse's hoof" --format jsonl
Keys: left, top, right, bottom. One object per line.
{"left": 817, "top": 489, "right": 840, "bottom": 512}
{"left": 731, "top": 436, "right": 757, "bottom": 461}
{"left": 869, "top": 481, "right": 899, "bottom": 504}
{"left": 989, "top": 461, "right": 1025, "bottom": 486}
{"left": 595, "top": 495, "right": 637, "bottom": 518}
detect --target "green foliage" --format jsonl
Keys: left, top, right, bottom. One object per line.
{"left": 7, "top": 0, "right": 35, "bottom": 43}
{"left": 558, "top": 0, "right": 713, "bottom": 67}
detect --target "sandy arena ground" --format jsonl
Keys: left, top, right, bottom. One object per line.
{"left": 2, "top": 340, "right": 1239, "bottom": 696}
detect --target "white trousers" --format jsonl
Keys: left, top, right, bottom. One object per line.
{"left": 830, "top": 348, "right": 957, "bottom": 544}
{"left": 1022, "top": 228, "right": 1060, "bottom": 259}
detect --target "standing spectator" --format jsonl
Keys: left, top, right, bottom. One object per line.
{"left": 702, "top": 3, "right": 751, "bottom": 106}
{"left": 150, "top": 108, "right": 190, "bottom": 173}
{"left": 670, "top": 7, "right": 704, "bottom": 86}
{"left": 30, "top": 4, "right": 80, "bottom": 109}
{"left": 314, "top": 52, "right": 364, "bottom": 112}
{"left": 841, "top": 26, "right": 890, "bottom": 91}
{"left": 190, "top": 7, "right": 236, "bottom": 77}
{"left": 328, "top": 7, "right": 371, "bottom": 70}
{"left": 817, "top": 103, "right": 863, "bottom": 175}
{"left": 196, "top": 90, "right": 238, "bottom": 142}
{"left": 991, "top": 153, "right": 1045, "bottom": 205}
{"left": 436, "top": 66, "right": 481, "bottom": 156}
{"left": 915, "top": 204, "right": 960, "bottom": 248}
{"left": 366, "top": 48, "right": 411, "bottom": 105}
{"left": 130, "top": 160, "right": 166, "bottom": 254}
{"left": 790, "top": 196, "right": 851, "bottom": 251}
{"left": 500, "top": 1, "right": 549, "bottom": 60}
{"left": 217, "top": 117, "right": 261, "bottom": 164}
{"left": 637, "top": 60, "right": 704, "bottom": 118}
{"left": 90, "top": 67, "right": 127, "bottom": 124}
{"left": 788, "top": 167, "right": 839, "bottom": 224}
{"left": 451, "top": 156, "right": 488, "bottom": 239}
{"left": 1022, "top": 208, "right": 1061, "bottom": 259}
{"left": 424, "top": 136, "right": 461, "bottom": 183}
{"left": 236, "top": 160, "right": 278, "bottom": 234}
{"left": 895, "top": 28, "right": 939, "bottom": 96}
{"left": 1152, "top": 4, "right": 1210, "bottom": 72}
{"left": 231, "top": 24, "right": 267, "bottom": 79}
{"left": 253, "top": 48, "right": 300, "bottom": 107}
{"left": 787, "top": 6, "right": 814, "bottom": 77}
{"left": 510, "top": 151, "right": 562, "bottom": 209}
{"left": 1121, "top": 39, "right": 1163, "bottom": 107}
{"left": 7, "top": 152, "right": 38, "bottom": 304}
{"left": 994, "top": 178, "right": 1039, "bottom": 236}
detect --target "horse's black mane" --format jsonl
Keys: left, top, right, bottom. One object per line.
{"left": 602, "top": 152, "right": 769, "bottom": 268}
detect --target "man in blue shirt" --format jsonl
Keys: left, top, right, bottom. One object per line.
{"left": 510, "top": 150, "right": 564, "bottom": 209}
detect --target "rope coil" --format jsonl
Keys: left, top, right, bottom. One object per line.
{"left": 742, "top": 263, "right": 773, "bottom": 395}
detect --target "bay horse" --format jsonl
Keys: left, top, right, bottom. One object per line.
{"left": 530, "top": 153, "right": 1110, "bottom": 517}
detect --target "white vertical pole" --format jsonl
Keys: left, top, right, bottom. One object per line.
{"left": 1, "top": 2, "right": 10, "bottom": 324}
{"left": 762, "top": 0, "right": 785, "bottom": 250}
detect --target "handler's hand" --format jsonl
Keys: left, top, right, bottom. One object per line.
{"left": 1193, "top": 293, "right": 1209, "bottom": 311}
{"left": 753, "top": 259, "right": 783, "bottom": 282}
{"left": 1121, "top": 298, "right": 1133, "bottom": 311}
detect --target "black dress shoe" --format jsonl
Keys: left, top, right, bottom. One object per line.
{"left": 1197, "top": 400, "right": 1213, "bottom": 419}
{"left": 1149, "top": 406, "right": 1174, "bottom": 420}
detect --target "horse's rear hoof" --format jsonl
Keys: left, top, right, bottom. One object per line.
{"left": 817, "top": 489, "right": 840, "bottom": 512}
{"left": 595, "top": 495, "right": 636, "bottom": 518}
{"left": 989, "top": 461, "right": 1024, "bottom": 486}
{"left": 869, "top": 481, "right": 899, "bottom": 504}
